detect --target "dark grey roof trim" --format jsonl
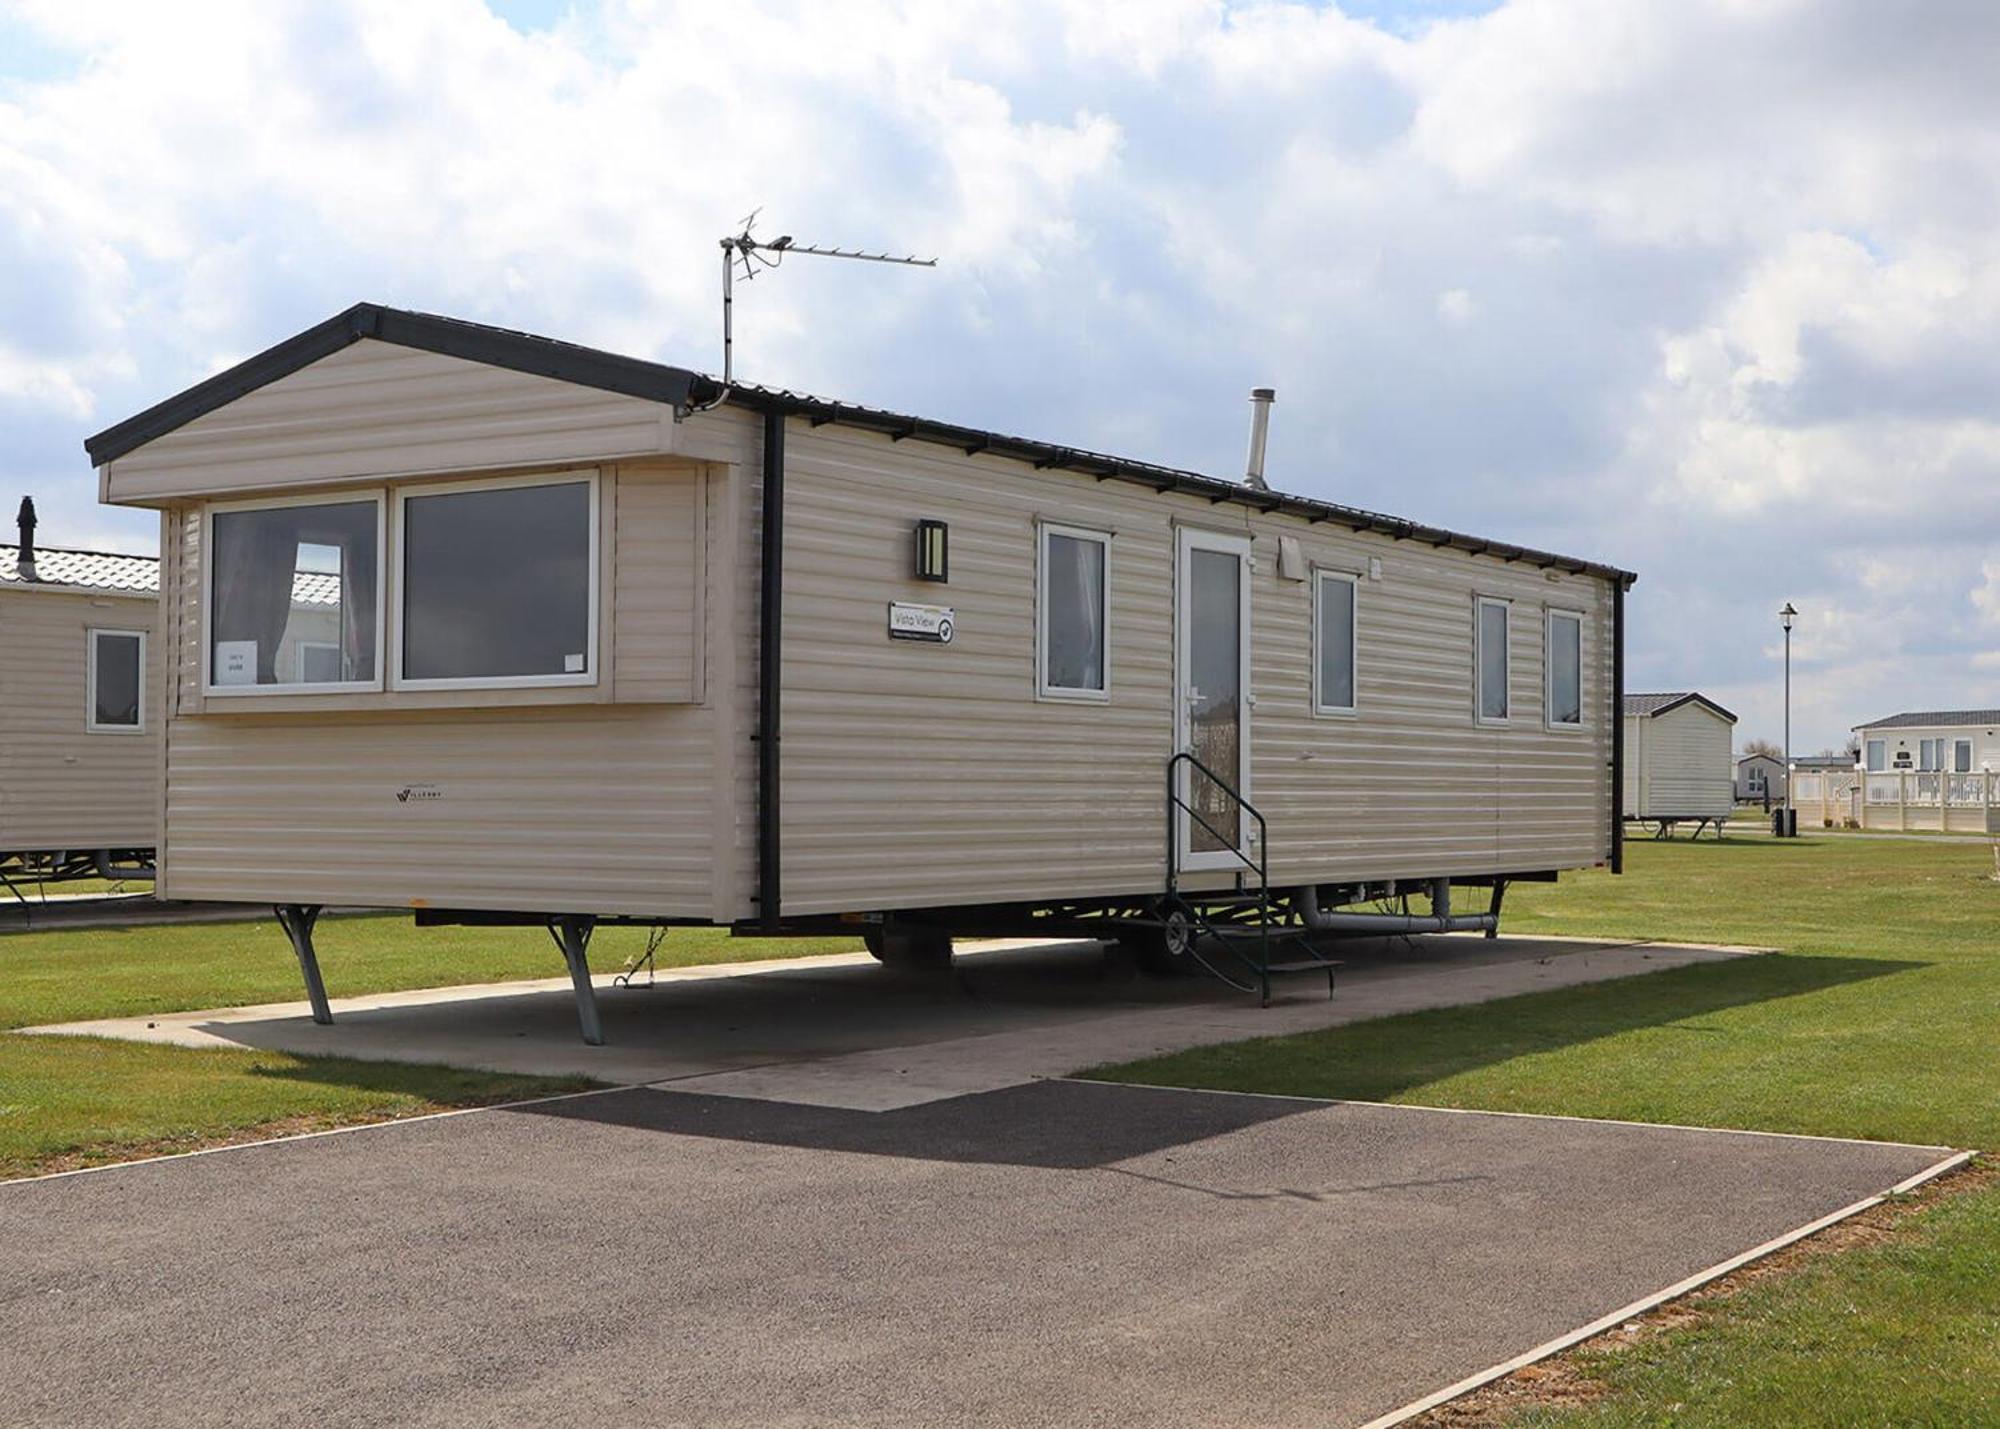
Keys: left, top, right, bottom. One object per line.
{"left": 1623, "top": 691, "right": 1738, "bottom": 723}
{"left": 1854, "top": 709, "right": 2000, "bottom": 731}
{"left": 86, "top": 303, "right": 1636, "bottom": 585}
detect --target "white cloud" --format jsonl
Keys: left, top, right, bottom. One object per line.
{"left": 2, "top": 0, "right": 1997, "bottom": 752}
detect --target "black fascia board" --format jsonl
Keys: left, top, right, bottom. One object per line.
{"left": 708, "top": 379, "right": 1638, "bottom": 587}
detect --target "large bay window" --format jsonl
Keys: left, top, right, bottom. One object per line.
{"left": 395, "top": 474, "right": 597, "bottom": 688}
{"left": 207, "top": 497, "right": 381, "bottom": 693}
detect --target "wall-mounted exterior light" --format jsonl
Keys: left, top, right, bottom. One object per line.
{"left": 915, "top": 519, "right": 948, "bottom": 582}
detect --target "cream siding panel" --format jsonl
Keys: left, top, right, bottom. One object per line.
{"left": 0, "top": 589, "right": 161, "bottom": 850}
{"left": 105, "top": 341, "right": 669, "bottom": 503}
{"left": 611, "top": 463, "right": 705, "bottom": 703}
{"left": 770, "top": 420, "right": 1617, "bottom": 917}
{"left": 152, "top": 446, "right": 748, "bottom": 919}
{"left": 1622, "top": 715, "right": 1647, "bottom": 814}
{"left": 160, "top": 704, "right": 724, "bottom": 915}
{"left": 1635, "top": 703, "right": 1734, "bottom": 818}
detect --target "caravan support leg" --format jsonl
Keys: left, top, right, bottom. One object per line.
{"left": 275, "top": 904, "right": 331, "bottom": 1025}
{"left": 1485, "top": 880, "right": 1507, "bottom": 939}
{"left": 549, "top": 916, "right": 604, "bottom": 1047}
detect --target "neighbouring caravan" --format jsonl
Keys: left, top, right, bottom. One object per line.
{"left": 0, "top": 498, "right": 162, "bottom": 888}
{"left": 1621, "top": 692, "right": 1736, "bottom": 836}
{"left": 89, "top": 304, "right": 1635, "bottom": 1039}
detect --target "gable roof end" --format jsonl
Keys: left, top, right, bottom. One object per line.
{"left": 1623, "top": 691, "right": 1738, "bottom": 723}
{"left": 83, "top": 302, "right": 702, "bottom": 468}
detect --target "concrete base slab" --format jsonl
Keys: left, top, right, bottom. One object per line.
{"left": 25, "top": 934, "right": 1764, "bottom": 1109}
{"left": 0, "top": 1079, "right": 1952, "bottom": 1429}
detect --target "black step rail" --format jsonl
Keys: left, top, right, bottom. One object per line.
{"left": 1165, "top": 750, "right": 1282, "bottom": 1004}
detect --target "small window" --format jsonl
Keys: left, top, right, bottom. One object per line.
{"left": 1546, "top": 609, "right": 1583, "bottom": 728}
{"left": 1866, "top": 739, "right": 1886, "bottom": 772}
{"left": 1955, "top": 739, "right": 1973, "bottom": 774}
{"left": 397, "top": 474, "right": 597, "bottom": 688}
{"left": 1475, "top": 597, "right": 1510, "bottom": 723}
{"left": 87, "top": 629, "right": 145, "bottom": 732}
{"left": 208, "top": 497, "right": 381, "bottom": 692}
{"left": 1038, "top": 524, "right": 1110, "bottom": 699}
{"left": 1313, "top": 570, "right": 1358, "bottom": 714}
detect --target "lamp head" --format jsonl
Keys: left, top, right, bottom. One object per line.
{"left": 1779, "top": 601, "right": 1797, "bottom": 631}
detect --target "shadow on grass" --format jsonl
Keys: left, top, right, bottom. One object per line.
{"left": 1091, "top": 952, "right": 1927, "bottom": 1104}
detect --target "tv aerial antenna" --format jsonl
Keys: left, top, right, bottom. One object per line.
{"left": 690, "top": 210, "right": 937, "bottom": 412}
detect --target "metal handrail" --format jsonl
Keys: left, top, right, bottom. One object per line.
{"left": 1166, "top": 749, "right": 1273, "bottom": 1002}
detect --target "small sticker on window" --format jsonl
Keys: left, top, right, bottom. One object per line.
{"left": 215, "top": 640, "right": 258, "bottom": 686}
{"left": 564, "top": 653, "right": 585, "bottom": 673}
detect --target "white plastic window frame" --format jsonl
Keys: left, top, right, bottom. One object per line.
{"left": 1035, "top": 522, "right": 1112, "bottom": 702}
{"left": 390, "top": 470, "right": 601, "bottom": 693}
{"left": 1474, "top": 595, "right": 1512, "bottom": 726}
{"left": 1311, "top": 567, "right": 1359, "bottom": 717}
{"left": 1545, "top": 607, "right": 1585, "bottom": 731}
{"left": 85, "top": 627, "right": 147, "bottom": 733}
{"left": 202, "top": 490, "right": 386, "bottom": 697}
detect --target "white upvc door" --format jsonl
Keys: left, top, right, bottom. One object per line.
{"left": 1174, "top": 526, "right": 1254, "bottom": 874}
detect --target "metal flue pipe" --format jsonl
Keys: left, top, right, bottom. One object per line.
{"left": 15, "top": 495, "right": 36, "bottom": 581}
{"left": 1244, "top": 388, "right": 1275, "bottom": 490}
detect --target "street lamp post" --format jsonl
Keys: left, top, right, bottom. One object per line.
{"left": 1780, "top": 602, "right": 1797, "bottom": 837}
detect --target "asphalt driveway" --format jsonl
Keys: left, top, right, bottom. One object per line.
{"left": 1, "top": 1079, "right": 1950, "bottom": 1428}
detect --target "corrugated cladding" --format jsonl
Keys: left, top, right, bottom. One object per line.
{"left": 116, "top": 342, "right": 1621, "bottom": 920}
{"left": 0, "top": 586, "right": 161, "bottom": 850}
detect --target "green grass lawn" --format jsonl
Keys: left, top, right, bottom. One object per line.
{"left": 1094, "top": 834, "right": 2000, "bottom": 1425}
{"left": 0, "top": 915, "right": 862, "bottom": 1178}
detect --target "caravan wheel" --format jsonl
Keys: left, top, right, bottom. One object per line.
{"left": 864, "top": 924, "right": 954, "bottom": 970}
{"left": 1121, "top": 903, "right": 1196, "bottom": 978}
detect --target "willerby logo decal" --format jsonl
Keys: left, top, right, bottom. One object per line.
{"left": 888, "top": 602, "right": 954, "bottom": 644}
{"left": 395, "top": 784, "right": 444, "bottom": 804}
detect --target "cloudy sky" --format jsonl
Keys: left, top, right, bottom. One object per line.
{"left": 4, "top": 0, "right": 1996, "bottom": 751}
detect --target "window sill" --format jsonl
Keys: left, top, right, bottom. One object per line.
{"left": 184, "top": 683, "right": 690, "bottom": 716}
{"left": 1036, "top": 687, "right": 1112, "bottom": 705}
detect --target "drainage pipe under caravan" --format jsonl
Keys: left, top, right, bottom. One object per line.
{"left": 758, "top": 408, "right": 785, "bottom": 930}
{"left": 1290, "top": 879, "right": 1496, "bottom": 936}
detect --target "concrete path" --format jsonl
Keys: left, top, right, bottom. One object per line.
{"left": 26, "top": 934, "right": 1764, "bottom": 1110}
{"left": 1, "top": 1079, "right": 1951, "bottom": 1428}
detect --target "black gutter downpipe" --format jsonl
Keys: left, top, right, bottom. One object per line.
{"left": 1610, "top": 578, "right": 1626, "bottom": 875}
{"left": 757, "top": 409, "right": 786, "bottom": 929}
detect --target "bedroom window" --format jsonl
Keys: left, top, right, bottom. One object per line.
{"left": 395, "top": 473, "right": 598, "bottom": 689}
{"left": 1476, "top": 596, "right": 1510, "bottom": 724}
{"left": 1546, "top": 609, "right": 1583, "bottom": 728}
{"left": 86, "top": 629, "right": 145, "bottom": 732}
{"left": 1955, "top": 738, "right": 1974, "bottom": 774}
{"left": 1313, "top": 569, "right": 1357, "bottom": 714}
{"left": 1866, "top": 739, "right": 1886, "bottom": 772}
{"left": 1038, "top": 524, "right": 1110, "bottom": 699}
{"left": 207, "top": 496, "right": 381, "bottom": 693}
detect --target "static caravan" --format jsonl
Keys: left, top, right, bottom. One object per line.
{"left": 1735, "top": 752, "right": 1784, "bottom": 805}
{"left": 88, "top": 304, "right": 1635, "bottom": 1039}
{"left": 1813, "top": 710, "right": 2000, "bottom": 832}
{"left": 1621, "top": 692, "right": 1736, "bottom": 836}
{"left": 0, "top": 498, "right": 162, "bottom": 889}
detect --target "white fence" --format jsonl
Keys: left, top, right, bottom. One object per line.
{"left": 1793, "top": 769, "right": 1999, "bottom": 831}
